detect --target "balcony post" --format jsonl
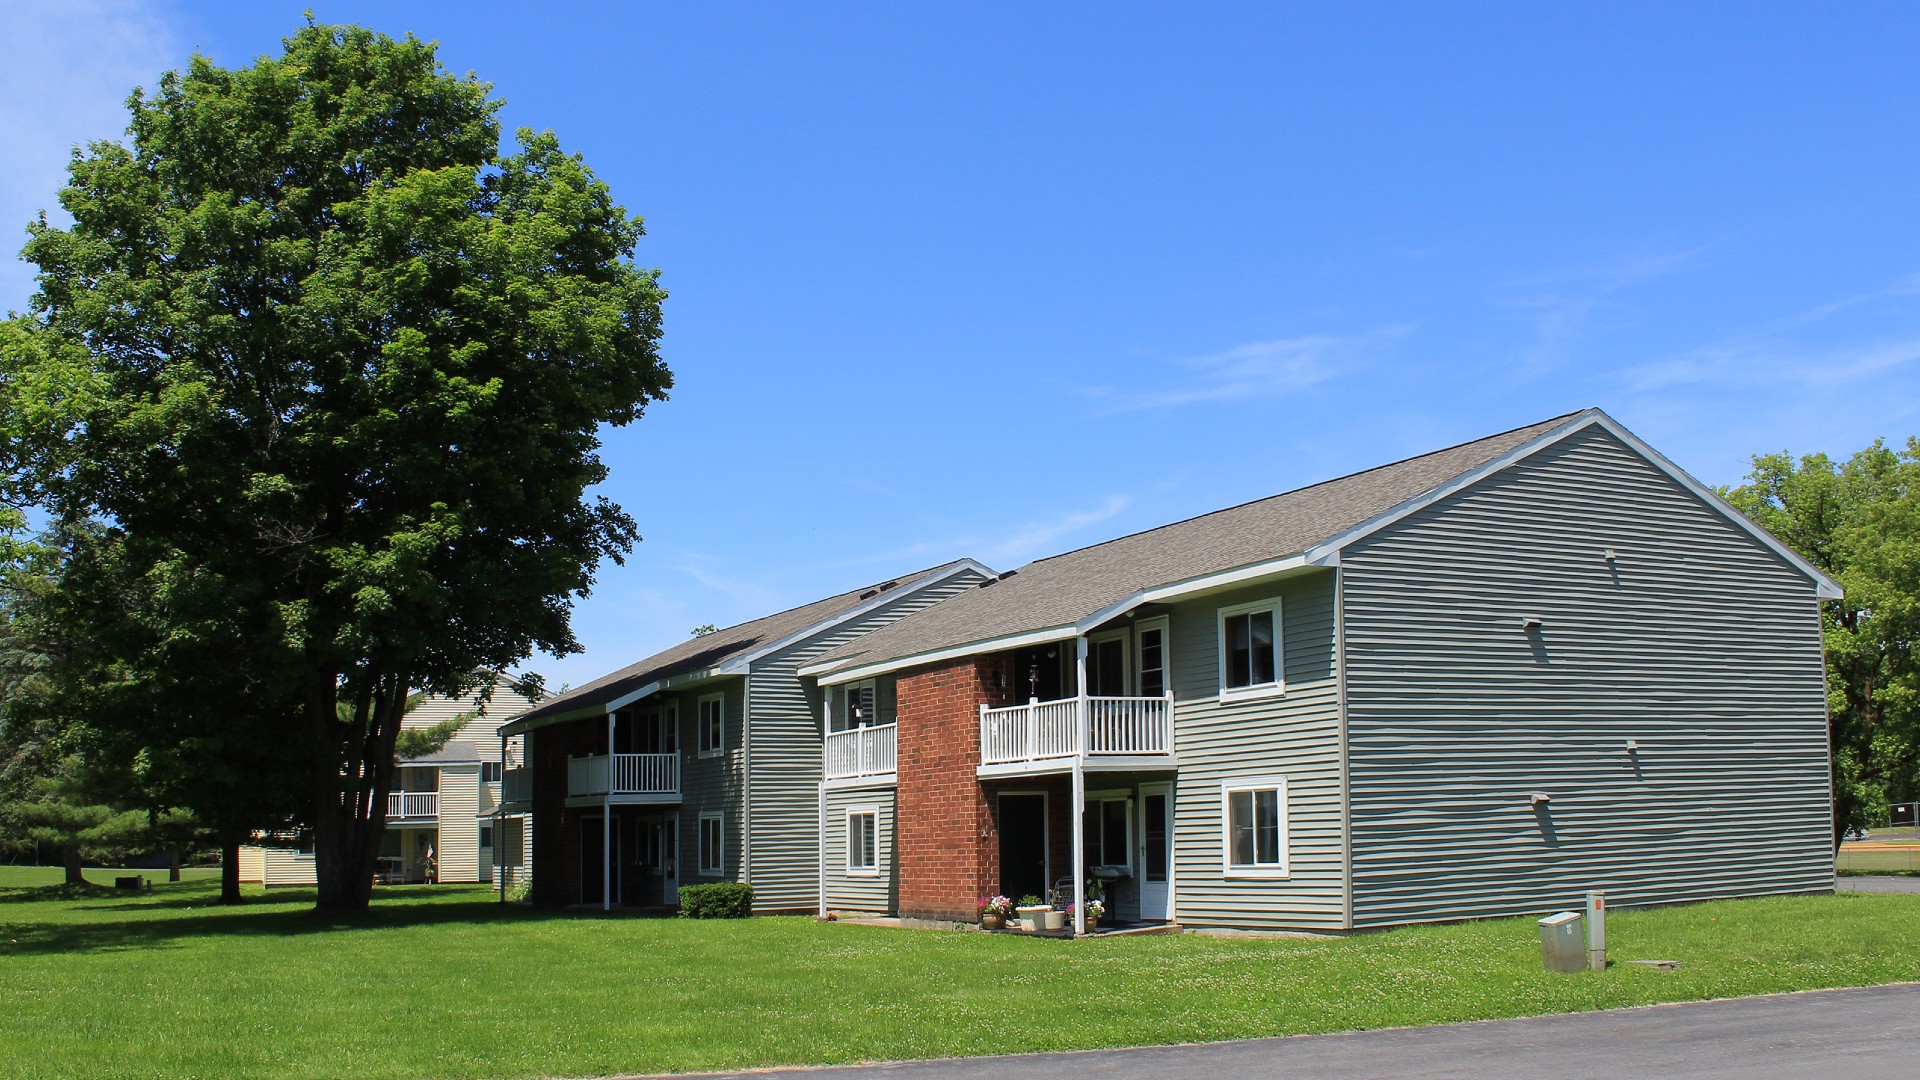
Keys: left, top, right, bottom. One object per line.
{"left": 603, "top": 708, "right": 614, "bottom": 912}
{"left": 1075, "top": 635, "right": 1089, "bottom": 758}
{"left": 1071, "top": 762, "right": 1086, "bottom": 936}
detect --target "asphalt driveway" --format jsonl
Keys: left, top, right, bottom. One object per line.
{"left": 638, "top": 982, "right": 1920, "bottom": 1080}
{"left": 1837, "top": 875, "right": 1920, "bottom": 894}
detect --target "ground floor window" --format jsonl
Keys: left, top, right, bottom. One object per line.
{"left": 1083, "top": 795, "right": 1132, "bottom": 871}
{"left": 698, "top": 811, "right": 724, "bottom": 875}
{"left": 478, "top": 826, "right": 493, "bottom": 849}
{"left": 1222, "top": 779, "right": 1288, "bottom": 876}
{"left": 846, "top": 808, "right": 878, "bottom": 874}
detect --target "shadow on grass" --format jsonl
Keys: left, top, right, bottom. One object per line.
{"left": 0, "top": 885, "right": 589, "bottom": 957}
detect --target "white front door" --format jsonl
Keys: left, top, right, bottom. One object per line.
{"left": 1138, "top": 783, "right": 1173, "bottom": 920}
{"left": 660, "top": 814, "right": 680, "bottom": 905}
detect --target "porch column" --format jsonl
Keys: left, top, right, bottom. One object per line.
{"left": 603, "top": 707, "right": 615, "bottom": 912}
{"left": 1071, "top": 763, "right": 1086, "bottom": 936}
{"left": 1074, "top": 636, "right": 1090, "bottom": 757}
{"left": 498, "top": 732, "right": 508, "bottom": 904}
{"left": 817, "top": 781, "right": 828, "bottom": 918}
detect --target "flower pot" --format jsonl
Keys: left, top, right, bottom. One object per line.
{"left": 981, "top": 913, "right": 1005, "bottom": 931}
{"left": 1015, "top": 905, "right": 1050, "bottom": 932}
{"left": 1042, "top": 909, "right": 1067, "bottom": 931}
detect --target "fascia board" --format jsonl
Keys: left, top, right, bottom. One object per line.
{"left": 713, "top": 559, "right": 996, "bottom": 676}
{"left": 1073, "top": 553, "right": 1315, "bottom": 632}
{"left": 807, "top": 625, "right": 1080, "bottom": 686}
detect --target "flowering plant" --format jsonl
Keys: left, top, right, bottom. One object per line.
{"left": 1067, "top": 899, "right": 1106, "bottom": 920}
{"left": 978, "top": 895, "right": 1014, "bottom": 918}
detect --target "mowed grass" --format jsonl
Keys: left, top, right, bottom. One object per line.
{"left": 1, "top": 872, "right": 1917, "bottom": 1079}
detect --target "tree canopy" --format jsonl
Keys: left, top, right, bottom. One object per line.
{"left": 1724, "top": 439, "right": 1920, "bottom": 842}
{"left": 1, "top": 21, "right": 669, "bottom": 908}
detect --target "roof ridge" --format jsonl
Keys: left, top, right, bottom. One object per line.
{"left": 686, "top": 557, "right": 975, "bottom": 640}
{"left": 1018, "top": 409, "right": 1588, "bottom": 570}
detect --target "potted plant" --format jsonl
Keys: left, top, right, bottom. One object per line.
{"left": 1083, "top": 898, "right": 1105, "bottom": 931}
{"left": 1014, "top": 894, "right": 1050, "bottom": 932}
{"left": 978, "top": 895, "right": 1013, "bottom": 930}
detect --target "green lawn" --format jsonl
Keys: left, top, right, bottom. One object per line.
{"left": 1, "top": 874, "right": 1917, "bottom": 1079}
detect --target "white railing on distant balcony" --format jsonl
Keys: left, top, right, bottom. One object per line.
{"left": 825, "top": 723, "right": 897, "bottom": 779}
{"left": 500, "top": 766, "right": 531, "bottom": 806}
{"left": 567, "top": 752, "right": 680, "bottom": 798}
{"left": 387, "top": 791, "right": 439, "bottom": 819}
{"left": 979, "top": 695, "right": 1173, "bottom": 765}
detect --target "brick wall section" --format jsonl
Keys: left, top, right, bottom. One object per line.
{"left": 529, "top": 720, "right": 604, "bottom": 904}
{"left": 895, "top": 654, "right": 1017, "bottom": 920}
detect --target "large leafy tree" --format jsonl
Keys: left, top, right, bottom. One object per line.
{"left": 1724, "top": 440, "right": 1920, "bottom": 845}
{"left": 1, "top": 23, "right": 668, "bottom": 909}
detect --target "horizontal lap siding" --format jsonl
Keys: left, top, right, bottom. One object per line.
{"left": 1168, "top": 573, "right": 1346, "bottom": 930}
{"left": 674, "top": 679, "right": 746, "bottom": 885}
{"left": 437, "top": 764, "right": 480, "bottom": 883}
{"left": 1342, "top": 426, "right": 1832, "bottom": 928}
{"left": 750, "top": 572, "right": 987, "bottom": 913}
{"left": 824, "top": 786, "right": 897, "bottom": 912}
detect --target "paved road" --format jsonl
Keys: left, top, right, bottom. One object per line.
{"left": 636, "top": 983, "right": 1920, "bottom": 1080}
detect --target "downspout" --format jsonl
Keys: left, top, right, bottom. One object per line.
{"left": 498, "top": 732, "right": 508, "bottom": 904}
{"left": 819, "top": 685, "right": 832, "bottom": 918}
{"left": 742, "top": 676, "right": 752, "bottom": 890}
{"left": 1335, "top": 565, "right": 1353, "bottom": 930}
{"left": 1073, "top": 635, "right": 1089, "bottom": 936}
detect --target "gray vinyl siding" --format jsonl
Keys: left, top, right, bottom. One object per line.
{"left": 672, "top": 678, "right": 746, "bottom": 882}
{"left": 747, "top": 570, "right": 988, "bottom": 912}
{"left": 824, "top": 785, "right": 897, "bottom": 912}
{"left": 1340, "top": 424, "right": 1832, "bottom": 928}
{"left": 1163, "top": 572, "right": 1346, "bottom": 931}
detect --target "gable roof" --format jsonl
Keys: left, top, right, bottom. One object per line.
{"left": 499, "top": 558, "right": 990, "bottom": 734}
{"left": 803, "top": 408, "right": 1841, "bottom": 683}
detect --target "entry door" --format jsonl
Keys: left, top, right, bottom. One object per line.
{"left": 659, "top": 814, "right": 680, "bottom": 904}
{"left": 998, "top": 793, "right": 1048, "bottom": 901}
{"left": 580, "top": 815, "right": 622, "bottom": 906}
{"left": 1088, "top": 630, "right": 1130, "bottom": 697}
{"left": 1138, "top": 784, "right": 1173, "bottom": 920}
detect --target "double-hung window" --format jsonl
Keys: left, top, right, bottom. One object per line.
{"left": 1218, "top": 598, "right": 1282, "bottom": 697}
{"left": 846, "top": 808, "right": 878, "bottom": 874}
{"left": 1082, "top": 794, "right": 1132, "bottom": 872}
{"left": 698, "top": 811, "right": 724, "bottom": 875}
{"left": 1222, "top": 779, "right": 1289, "bottom": 876}
{"left": 697, "top": 693, "right": 724, "bottom": 757}
{"left": 480, "top": 761, "right": 503, "bottom": 784}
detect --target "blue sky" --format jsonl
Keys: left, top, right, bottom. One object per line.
{"left": 5, "top": 2, "right": 1919, "bottom": 690}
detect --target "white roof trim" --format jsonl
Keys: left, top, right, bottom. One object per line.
{"left": 1301, "top": 408, "right": 1842, "bottom": 599}
{"left": 712, "top": 559, "right": 995, "bottom": 676}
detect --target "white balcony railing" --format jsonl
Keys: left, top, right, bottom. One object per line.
{"left": 567, "top": 752, "right": 680, "bottom": 799}
{"left": 825, "top": 723, "right": 897, "bottom": 779}
{"left": 979, "top": 695, "right": 1173, "bottom": 766}
{"left": 500, "top": 766, "right": 531, "bottom": 807}
{"left": 387, "top": 791, "right": 439, "bottom": 819}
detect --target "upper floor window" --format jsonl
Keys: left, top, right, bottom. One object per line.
{"left": 1136, "top": 617, "right": 1169, "bottom": 698}
{"left": 698, "top": 693, "right": 724, "bottom": 757}
{"left": 480, "top": 761, "right": 503, "bottom": 784}
{"left": 1218, "top": 598, "right": 1282, "bottom": 697}
{"left": 833, "top": 678, "right": 896, "bottom": 732}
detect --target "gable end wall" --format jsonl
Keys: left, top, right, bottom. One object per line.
{"left": 1340, "top": 424, "right": 1832, "bottom": 927}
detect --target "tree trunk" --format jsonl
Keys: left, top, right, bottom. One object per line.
{"left": 220, "top": 841, "right": 243, "bottom": 904}
{"left": 312, "top": 675, "right": 408, "bottom": 910}
{"left": 167, "top": 843, "right": 182, "bottom": 883}
{"left": 63, "top": 844, "right": 85, "bottom": 887}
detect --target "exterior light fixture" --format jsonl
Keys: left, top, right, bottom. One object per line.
{"left": 1530, "top": 792, "right": 1552, "bottom": 806}
{"left": 1522, "top": 615, "right": 1543, "bottom": 629}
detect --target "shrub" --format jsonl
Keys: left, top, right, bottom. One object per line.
{"left": 678, "top": 882, "right": 754, "bottom": 919}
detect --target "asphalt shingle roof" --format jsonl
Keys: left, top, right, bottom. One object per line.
{"left": 809, "top": 411, "right": 1584, "bottom": 676}
{"left": 504, "top": 559, "right": 980, "bottom": 729}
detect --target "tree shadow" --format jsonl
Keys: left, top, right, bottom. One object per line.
{"left": 0, "top": 886, "right": 583, "bottom": 957}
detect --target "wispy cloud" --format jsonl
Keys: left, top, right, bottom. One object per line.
{"left": 980, "top": 495, "right": 1131, "bottom": 565}
{"left": 0, "top": 1, "right": 177, "bottom": 312}
{"left": 674, "top": 553, "right": 786, "bottom": 614}
{"left": 1621, "top": 277, "right": 1920, "bottom": 394}
{"left": 1495, "top": 247, "right": 1709, "bottom": 372}
{"left": 1081, "top": 328, "right": 1408, "bottom": 413}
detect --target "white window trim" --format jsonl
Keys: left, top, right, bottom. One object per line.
{"left": 697, "top": 692, "right": 725, "bottom": 758}
{"left": 1134, "top": 615, "right": 1171, "bottom": 698}
{"left": 845, "top": 805, "right": 880, "bottom": 876}
{"left": 1217, "top": 597, "right": 1285, "bottom": 700}
{"left": 1221, "top": 777, "right": 1290, "bottom": 879}
{"left": 697, "top": 810, "right": 725, "bottom": 875}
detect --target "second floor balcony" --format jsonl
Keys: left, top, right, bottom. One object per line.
{"left": 387, "top": 790, "right": 439, "bottom": 821}
{"left": 567, "top": 752, "right": 681, "bottom": 804}
{"left": 825, "top": 723, "right": 897, "bottom": 781}
{"left": 979, "top": 694, "right": 1176, "bottom": 776}
{"left": 497, "top": 766, "right": 531, "bottom": 811}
